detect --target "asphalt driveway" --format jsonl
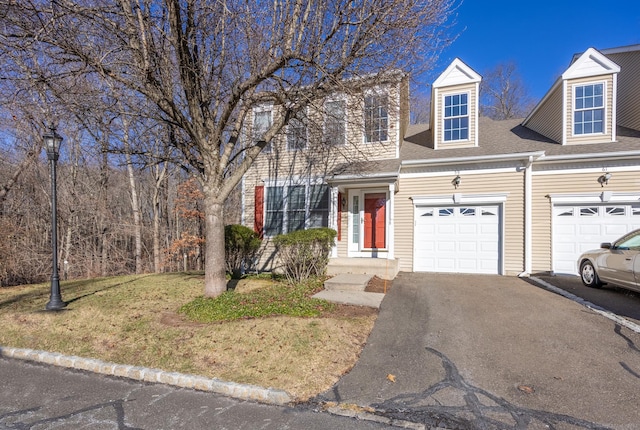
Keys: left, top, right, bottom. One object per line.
{"left": 317, "top": 272, "right": 640, "bottom": 429}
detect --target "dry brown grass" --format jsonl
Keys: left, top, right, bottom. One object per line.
{"left": 0, "top": 273, "right": 377, "bottom": 400}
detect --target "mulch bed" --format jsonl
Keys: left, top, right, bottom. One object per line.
{"left": 364, "top": 276, "right": 392, "bottom": 294}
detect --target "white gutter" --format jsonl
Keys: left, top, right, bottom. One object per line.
{"left": 538, "top": 150, "right": 640, "bottom": 162}
{"left": 402, "top": 151, "right": 546, "bottom": 167}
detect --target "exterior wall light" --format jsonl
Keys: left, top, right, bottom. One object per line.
{"left": 598, "top": 172, "right": 612, "bottom": 187}
{"left": 452, "top": 175, "right": 461, "bottom": 189}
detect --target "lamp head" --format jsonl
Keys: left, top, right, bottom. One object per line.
{"left": 44, "top": 126, "right": 63, "bottom": 160}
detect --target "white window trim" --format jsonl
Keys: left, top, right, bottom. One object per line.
{"left": 254, "top": 103, "right": 274, "bottom": 152}
{"left": 571, "top": 80, "right": 607, "bottom": 137}
{"left": 286, "top": 107, "right": 308, "bottom": 151}
{"left": 323, "top": 96, "right": 347, "bottom": 146}
{"left": 263, "top": 181, "right": 330, "bottom": 236}
{"left": 441, "top": 90, "right": 471, "bottom": 143}
{"left": 363, "top": 88, "right": 390, "bottom": 144}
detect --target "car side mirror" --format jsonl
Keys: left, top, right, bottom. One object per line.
{"left": 600, "top": 242, "right": 612, "bottom": 249}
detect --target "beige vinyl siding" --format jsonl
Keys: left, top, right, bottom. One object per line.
{"left": 395, "top": 170, "right": 525, "bottom": 275}
{"left": 434, "top": 83, "right": 477, "bottom": 149}
{"left": 606, "top": 51, "right": 640, "bottom": 131}
{"left": 530, "top": 170, "right": 640, "bottom": 273}
{"left": 565, "top": 75, "right": 614, "bottom": 145}
{"left": 525, "top": 85, "right": 563, "bottom": 143}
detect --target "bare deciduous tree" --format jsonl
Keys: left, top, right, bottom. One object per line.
{"left": 1, "top": 0, "right": 456, "bottom": 297}
{"left": 480, "top": 62, "right": 536, "bottom": 120}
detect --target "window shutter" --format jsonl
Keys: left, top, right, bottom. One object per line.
{"left": 254, "top": 186, "right": 264, "bottom": 238}
{"left": 337, "top": 192, "right": 342, "bottom": 241}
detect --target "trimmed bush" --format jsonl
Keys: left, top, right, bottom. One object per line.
{"left": 272, "top": 228, "right": 337, "bottom": 283}
{"left": 225, "top": 224, "right": 262, "bottom": 279}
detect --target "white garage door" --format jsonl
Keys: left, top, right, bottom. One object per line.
{"left": 414, "top": 205, "right": 501, "bottom": 274}
{"left": 553, "top": 204, "right": 640, "bottom": 274}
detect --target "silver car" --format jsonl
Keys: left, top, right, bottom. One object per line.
{"left": 578, "top": 229, "right": 640, "bottom": 292}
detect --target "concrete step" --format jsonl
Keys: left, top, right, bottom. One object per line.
{"left": 323, "top": 273, "right": 372, "bottom": 291}
{"left": 327, "top": 258, "right": 398, "bottom": 280}
{"left": 313, "top": 289, "right": 385, "bottom": 308}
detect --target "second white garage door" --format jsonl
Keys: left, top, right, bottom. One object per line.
{"left": 414, "top": 205, "right": 501, "bottom": 274}
{"left": 553, "top": 204, "right": 640, "bottom": 274}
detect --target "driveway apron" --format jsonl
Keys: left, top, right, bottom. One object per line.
{"left": 317, "top": 272, "right": 640, "bottom": 429}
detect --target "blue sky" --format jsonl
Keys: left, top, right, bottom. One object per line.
{"left": 433, "top": 0, "right": 640, "bottom": 101}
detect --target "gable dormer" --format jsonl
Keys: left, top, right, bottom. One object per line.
{"left": 524, "top": 47, "right": 620, "bottom": 145}
{"left": 431, "top": 58, "right": 481, "bottom": 150}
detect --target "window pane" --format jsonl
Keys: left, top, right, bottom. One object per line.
{"left": 443, "top": 92, "right": 469, "bottom": 141}
{"left": 325, "top": 100, "right": 345, "bottom": 145}
{"left": 574, "top": 83, "right": 604, "bottom": 135}
{"left": 309, "top": 185, "right": 329, "bottom": 228}
{"left": 364, "top": 94, "right": 388, "bottom": 143}
{"left": 265, "top": 186, "right": 283, "bottom": 236}
{"left": 286, "top": 186, "right": 305, "bottom": 233}
{"left": 287, "top": 112, "right": 307, "bottom": 150}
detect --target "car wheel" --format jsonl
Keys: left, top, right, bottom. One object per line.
{"left": 580, "top": 261, "right": 602, "bottom": 288}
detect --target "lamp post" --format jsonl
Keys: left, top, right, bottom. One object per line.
{"left": 44, "top": 125, "right": 66, "bottom": 311}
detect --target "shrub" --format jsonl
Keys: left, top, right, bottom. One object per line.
{"left": 225, "top": 224, "right": 262, "bottom": 279}
{"left": 272, "top": 228, "right": 337, "bottom": 283}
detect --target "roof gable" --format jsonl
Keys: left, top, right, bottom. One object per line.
{"left": 562, "top": 47, "right": 620, "bottom": 80}
{"left": 433, "top": 58, "right": 481, "bottom": 88}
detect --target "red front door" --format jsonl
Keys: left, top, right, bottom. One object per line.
{"left": 364, "top": 193, "right": 386, "bottom": 249}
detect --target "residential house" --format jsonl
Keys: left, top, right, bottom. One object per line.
{"left": 242, "top": 45, "right": 640, "bottom": 279}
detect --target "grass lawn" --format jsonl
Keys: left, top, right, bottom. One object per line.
{"left": 0, "top": 273, "right": 377, "bottom": 401}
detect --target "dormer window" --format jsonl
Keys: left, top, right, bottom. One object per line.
{"left": 574, "top": 83, "right": 604, "bottom": 135}
{"left": 444, "top": 93, "right": 469, "bottom": 141}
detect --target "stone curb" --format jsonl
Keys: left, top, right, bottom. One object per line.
{"left": 529, "top": 277, "right": 640, "bottom": 334}
{"left": 0, "top": 346, "right": 292, "bottom": 405}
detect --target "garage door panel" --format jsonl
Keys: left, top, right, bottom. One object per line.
{"left": 414, "top": 204, "right": 501, "bottom": 274}
{"left": 458, "top": 224, "right": 478, "bottom": 235}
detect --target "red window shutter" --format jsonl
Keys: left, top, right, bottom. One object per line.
{"left": 254, "top": 186, "right": 264, "bottom": 238}
{"left": 337, "top": 192, "right": 342, "bottom": 241}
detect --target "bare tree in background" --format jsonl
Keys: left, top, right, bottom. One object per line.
{"left": 1, "top": 0, "right": 457, "bottom": 297}
{"left": 480, "top": 62, "right": 536, "bottom": 120}
{"left": 410, "top": 91, "right": 432, "bottom": 125}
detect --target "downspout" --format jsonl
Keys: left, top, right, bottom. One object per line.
{"left": 519, "top": 155, "right": 534, "bottom": 277}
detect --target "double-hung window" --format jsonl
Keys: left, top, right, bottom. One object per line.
{"left": 443, "top": 93, "right": 469, "bottom": 141}
{"left": 253, "top": 107, "right": 272, "bottom": 151}
{"left": 264, "top": 184, "right": 330, "bottom": 236}
{"left": 574, "top": 83, "right": 604, "bottom": 135}
{"left": 364, "top": 94, "right": 388, "bottom": 143}
{"left": 287, "top": 110, "right": 307, "bottom": 150}
{"left": 324, "top": 100, "right": 346, "bottom": 145}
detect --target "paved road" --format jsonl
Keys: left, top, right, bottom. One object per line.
{"left": 316, "top": 272, "right": 640, "bottom": 429}
{"left": 0, "top": 358, "right": 389, "bottom": 430}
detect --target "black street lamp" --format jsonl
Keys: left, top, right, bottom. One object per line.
{"left": 44, "top": 125, "right": 66, "bottom": 311}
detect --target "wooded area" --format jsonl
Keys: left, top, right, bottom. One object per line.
{"left": 0, "top": 0, "right": 458, "bottom": 294}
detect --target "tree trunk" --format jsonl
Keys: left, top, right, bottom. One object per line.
{"left": 123, "top": 125, "right": 142, "bottom": 274}
{"left": 203, "top": 186, "right": 226, "bottom": 297}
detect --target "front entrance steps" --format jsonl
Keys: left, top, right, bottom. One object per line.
{"left": 324, "top": 273, "right": 372, "bottom": 291}
{"left": 326, "top": 257, "right": 399, "bottom": 280}
{"left": 315, "top": 273, "right": 385, "bottom": 308}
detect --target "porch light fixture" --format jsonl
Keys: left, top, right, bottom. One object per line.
{"left": 598, "top": 172, "right": 612, "bottom": 187}
{"left": 452, "top": 175, "right": 461, "bottom": 189}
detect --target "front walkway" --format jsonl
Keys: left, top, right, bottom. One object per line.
{"left": 315, "top": 272, "right": 640, "bottom": 429}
